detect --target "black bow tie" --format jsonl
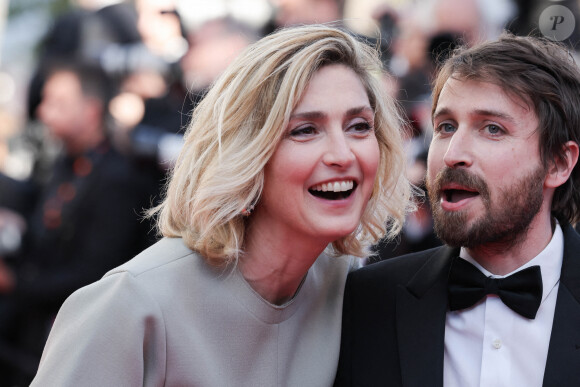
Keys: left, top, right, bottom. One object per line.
{"left": 448, "top": 258, "right": 543, "bottom": 319}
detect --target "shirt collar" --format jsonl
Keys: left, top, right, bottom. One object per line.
{"left": 460, "top": 222, "right": 564, "bottom": 303}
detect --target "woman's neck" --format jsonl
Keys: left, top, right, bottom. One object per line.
{"left": 239, "top": 222, "right": 328, "bottom": 305}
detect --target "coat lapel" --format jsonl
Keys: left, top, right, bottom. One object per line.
{"left": 543, "top": 224, "right": 580, "bottom": 385}
{"left": 396, "top": 246, "right": 457, "bottom": 387}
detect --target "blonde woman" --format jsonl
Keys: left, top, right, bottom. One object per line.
{"left": 32, "top": 25, "right": 411, "bottom": 386}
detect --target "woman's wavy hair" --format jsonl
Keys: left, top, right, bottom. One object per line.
{"left": 431, "top": 32, "right": 580, "bottom": 226}
{"left": 150, "top": 24, "right": 412, "bottom": 265}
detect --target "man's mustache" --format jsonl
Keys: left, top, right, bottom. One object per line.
{"left": 427, "top": 167, "right": 490, "bottom": 201}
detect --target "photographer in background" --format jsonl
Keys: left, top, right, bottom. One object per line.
{"left": 0, "top": 61, "right": 157, "bottom": 386}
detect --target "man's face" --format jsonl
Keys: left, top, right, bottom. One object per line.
{"left": 37, "top": 71, "right": 88, "bottom": 144}
{"left": 270, "top": 0, "right": 339, "bottom": 26}
{"left": 426, "top": 77, "right": 547, "bottom": 248}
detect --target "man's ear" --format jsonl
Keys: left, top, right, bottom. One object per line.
{"left": 545, "top": 140, "right": 579, "bottom": 188}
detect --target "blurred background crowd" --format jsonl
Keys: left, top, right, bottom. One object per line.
{"left": 0, "top": 0, "right": 579, "bottom": 384}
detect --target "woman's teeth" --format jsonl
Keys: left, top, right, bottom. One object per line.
{"left": 310, "top": 181, "right": 354, "bottom": 192}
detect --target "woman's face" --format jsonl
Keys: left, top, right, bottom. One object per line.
{"left": 252, "top": 64, "right": 380, "bottom": 246}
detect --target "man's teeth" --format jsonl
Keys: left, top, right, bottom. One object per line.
{"left": 311, "top": 181, "right": 354, "bottom": 192}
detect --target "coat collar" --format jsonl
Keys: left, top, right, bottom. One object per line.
{"left": 559, "top": 223, "right": 580, "bottom": 303}
{"left": 396, "top": 246, "right": 457, "bottom": 387}
{"left": 543, "top": 223, "right": 580, "bottom": 385}
{"left": 394, "top": 224, "right": 580, "bottom": 386}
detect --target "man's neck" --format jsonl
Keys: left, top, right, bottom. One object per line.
{"left": 65, "top": 129, "right": 106, "bottom": 156}
{"left": 465, "top": 212, "right": 555, "bottom": 275}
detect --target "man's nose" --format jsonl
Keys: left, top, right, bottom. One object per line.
{"left": 443, "top": 129, "right": 473, "bottom": 168}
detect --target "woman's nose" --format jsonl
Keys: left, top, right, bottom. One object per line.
{"left": 322, "top": 131, "right": 355, "bottom": 168}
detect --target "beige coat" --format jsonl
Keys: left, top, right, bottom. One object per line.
{"left": 32, "top": 237, "right": 356, "bottom": 386}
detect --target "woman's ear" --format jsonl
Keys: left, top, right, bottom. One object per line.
{"left": 545, "top": 141, "right": 579, "bottom": 188}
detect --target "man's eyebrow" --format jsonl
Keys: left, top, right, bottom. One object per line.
{"left": 431, "top": 108, "right": 451, "bottom": 120}
{"left": 432, "top": 107, "right": 517, "bottom": 123}
{"left": 432, "top": 106, "right": 451, "bottom": 122}
{"left": 472, "top": 109, "right": 517, "bottom": 123}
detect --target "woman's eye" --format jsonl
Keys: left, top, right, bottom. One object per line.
{"left": 289, "top": 125, "right": 316, "bottom": 138}
{"left": 350, "top": 121, "right": 372, "bottom": 133}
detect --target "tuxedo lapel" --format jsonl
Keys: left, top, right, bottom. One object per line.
{"left": 396, "top": 246, "right": 457, "bottom": 387}
{"left": 543, "top": 224, "right": 580, "bottom": 385}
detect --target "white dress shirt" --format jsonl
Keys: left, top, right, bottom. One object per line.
{"left": 444, "top": 224, "right": 564, "bottom": 387}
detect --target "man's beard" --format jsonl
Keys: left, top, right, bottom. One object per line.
{"left": 426, "top": 166, "right": 545, "bottom": 249}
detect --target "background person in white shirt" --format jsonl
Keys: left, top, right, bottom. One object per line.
{"left": 335, "top": 32, "right": 580, "bottom": 387}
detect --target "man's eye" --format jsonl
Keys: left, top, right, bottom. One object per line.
{"left": 437, "top": 123, "right": 456, "bottom": 133}
{"left": 486, "top": 124, "right": 502, "bottom": 135}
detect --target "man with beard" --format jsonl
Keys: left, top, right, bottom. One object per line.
{"left": 334, "top": 33, "right": 580, "bottom": 387}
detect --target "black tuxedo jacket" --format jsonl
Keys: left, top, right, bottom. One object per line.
{"left": 335, "top": 224, "right": 580, "bottom": 386}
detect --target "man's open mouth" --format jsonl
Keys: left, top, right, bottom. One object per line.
{"left": 309, "top": 180, "right": 357, "bottom": 200}
{"left": 443, "top": 188, "right": 479, "bottom": 203}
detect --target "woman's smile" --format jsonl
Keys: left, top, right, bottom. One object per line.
{"left": 250, "top": 63, "right": 380, "bottom": 244}
{"left": 309, "top": 180, "right": 357, "bottom": 200}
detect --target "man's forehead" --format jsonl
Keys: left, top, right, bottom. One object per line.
{"left": 433, "top": 77, "right": 534, "bottom": 119}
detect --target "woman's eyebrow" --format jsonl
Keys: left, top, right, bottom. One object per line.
{"left": 291, "top": 106, "right": 373, "bottom": 120}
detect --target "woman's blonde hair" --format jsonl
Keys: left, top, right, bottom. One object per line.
{"left": 151, "top": 24, "right": 411, "bottom": 265}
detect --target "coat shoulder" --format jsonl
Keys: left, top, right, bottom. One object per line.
{"left": 352, "top": 247, "right": 446, "bottom": 284}
{"left": 105, "top": 237, "right": 197, "bottom": 278}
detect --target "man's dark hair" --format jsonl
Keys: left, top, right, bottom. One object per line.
{"left": 43, "top": 60, "right": 115, "bottom": 109}
{"left": 431, "top": 32, "right": 580, "bottom": 225}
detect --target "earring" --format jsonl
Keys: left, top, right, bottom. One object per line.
{"left": 241, "top": 204, "right": 254, "bottom": 216}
